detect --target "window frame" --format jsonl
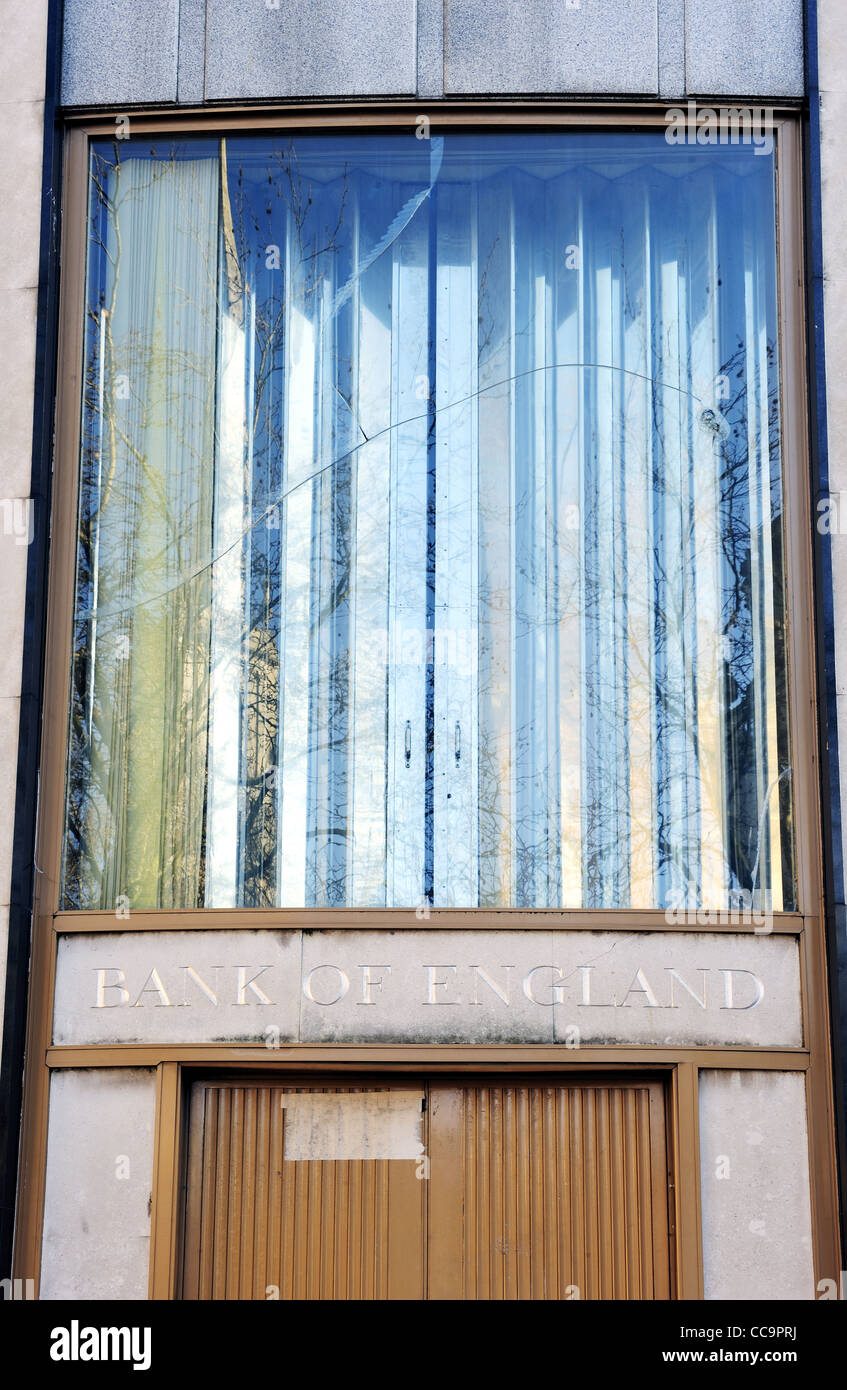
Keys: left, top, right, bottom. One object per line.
{"left": 42, "top": 105, "right": 819, "bottom": 937}
{"left": 12, "top": 101, "right": 840, "bottom": 1302}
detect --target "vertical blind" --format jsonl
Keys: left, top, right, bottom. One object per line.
{"left": 63, "top": 132, "right": 794, "bottom": 911}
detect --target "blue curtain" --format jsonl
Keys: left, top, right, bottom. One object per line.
{"left": 64, "top": 132, "right": 793, "bottom": 913}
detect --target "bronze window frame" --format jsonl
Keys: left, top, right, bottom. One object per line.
{"left": 12, "top": 104, "right": 839, "bottom": 1301}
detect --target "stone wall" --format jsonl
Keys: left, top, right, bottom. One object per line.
{"left": 60, "top": 0, "right": 805, "bottom": 107}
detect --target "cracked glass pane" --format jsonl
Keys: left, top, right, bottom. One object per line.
{"left": 61, "top": 131, "right": 794, "bottom": 911}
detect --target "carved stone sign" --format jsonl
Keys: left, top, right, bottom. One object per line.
{"left": 52, "top": 929, "right": 803, "bottom": 1048}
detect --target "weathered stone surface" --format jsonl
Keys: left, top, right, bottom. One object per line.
{"left": 700, "top": 1070, "right": 815, "bottom": 1299}
{"left": 40, "top": 1069, "right": 156, "bottom": 1300}
{"left": 685, "top": 0, "right": 804, "bottom": 98}
{"left": 658, "top": 0, "right": 685, "bottom": 98}
{"left": 177, "top": 0, "right": 206, "bottom": 103}
{"left": 299, "top": 929, "right": 556, "bottom": 1044}
{"left": 61, "top": 0, "right": 179, "bottom": 106}
{"left": 417, "top": 0, "right": 444, "bottom": 98}
{"left": 444, "top": 0, "right": 658, "bottom": 96}
{"left": 204, "top": 0, "right": 416, "bottom": 100}
{"left": 54, "top": 928, "right": 802, "bottom": 1048}
{"left": 53, "top": 930, "right": 303, "bottom": 1046}
{"left": 552, "top": 931, "right": 801, "bottom": 1048}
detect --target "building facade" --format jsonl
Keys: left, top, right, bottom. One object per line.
{"left": 1, "top": 0, "right": 846, "bottom": 1300}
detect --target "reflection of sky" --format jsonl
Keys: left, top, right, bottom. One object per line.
{"left": 66, "top": 133, "right": 791, "bottom": 912}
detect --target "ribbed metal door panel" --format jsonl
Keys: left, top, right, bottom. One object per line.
{"left": 181, "top": 1083, "right": 426, "bottom": 1300}
{"left": 181, "top": 1077, "right": 671, "bottom": 1300}
{"left": 428, "top": 1080, "right": 670, "bottom": 1299}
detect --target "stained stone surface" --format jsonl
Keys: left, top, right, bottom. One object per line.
{"left": 700, "top": 1069, "right": 815, "bottom": 1299}
{"left": 54, "top": 928, "right": 802, "bottom": 1048}
{"left": 40, "top": 1068, "right": 156, "bottom": 1300}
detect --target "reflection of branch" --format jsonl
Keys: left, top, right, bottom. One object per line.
{"left": 69, "top": 144, "right": 791, "bottom": 914}
{"left": 77, "top": 360, "right": 708, "bottom": 622}
{"left": 749, "top": 765, "right": 792, "bottom": 899}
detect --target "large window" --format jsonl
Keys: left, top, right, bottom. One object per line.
{"left": 62, "top": 129, "right": 794, "bottom": 912}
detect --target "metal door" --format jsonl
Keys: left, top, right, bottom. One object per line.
{"left": 180, "top": 1076, "right": 671, "bottom": 1300}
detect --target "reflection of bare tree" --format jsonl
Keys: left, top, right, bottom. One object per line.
{"left": 64, "top": 142, "right": 793, "bottom": 914}
{"left": 67, "top": 147, "right": 222, "bottom": 909}
{"left": 65, "top": 140, "right": 357, "bottom": 909}
{"left": 471, "top": 183, "right": 791, "bottom": 912}
{"left": 572, "top": 350, "right": 787, "bottom": 912}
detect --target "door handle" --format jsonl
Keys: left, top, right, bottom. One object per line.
{"left": 405, "top": 720, "right": 412, "bottom": 768}
{"left": 454, "top": 721, "right": 461, "bottom": 766}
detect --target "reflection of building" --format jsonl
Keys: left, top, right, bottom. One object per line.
{"left": 0, "top": 0, "right": 846, "bottom": 1301}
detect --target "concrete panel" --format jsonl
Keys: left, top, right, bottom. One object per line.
{"left": 0, "top": 98, "right": 44, "bottom": 291}
{"left": 61, "top": 0, "right": 179, "bottom": 106}
{"left": 552, "top": 931, "right": 801, "bottom": 1048}
{"left": 40, "top": 1069, "right": 156, "bottom": 1299}
{"left": 417, "top": 0, "right": 444, "bottom": 99}
{"left": 0, "top": 0, "right": 49, "bottom": 103}
{"left": 821, "top": 87, "right": 847, "bottom": 498}
{"left": 299, "top": 930, "right": 556, "bottom": 1043}
{"left": 0, "top": 286, "right": 38, "bottom": 499}
{"left": 658, "top": 0, "right": 685, "bottom": 98}
{"left": 54, "top": 928, "right": 802, "bottom": 1048}
{"left": 53, "top": 929, "right": 303, "bottom": 1046}
{"left": 444, "top": 0, "right": 658, "bottom": 96}
{"left": 685, "top": 0, "right": 804, "bottom": 98}
{"left": 204, "top": 0, "right": 416, "bottom": 100}
{"left": 0, "top": 523, "right": 28, "bottom": 699}
{"left": 821, "top": 92, "right": 847, "bottom": 735}
{"left": 819, "top": 0, "right": 847, "bottom": 96}
{"left": 830, "top": 518, "right": 847, "bottom": 698}
{"left": 699, "top": 1070, "right": 814, "bottom": 1299}
{"left": 177, "top": 0, "right": 206, "bottom": 104}
{"left": 820, "top": 5, "right": 847, "bottom": 918}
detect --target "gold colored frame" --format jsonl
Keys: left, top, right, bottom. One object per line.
{"left": 173, "top": 1070, "right": 674, "bottom": 1301}
{"left": 12, "top": 104, "right": 840, "bottom": 1302}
